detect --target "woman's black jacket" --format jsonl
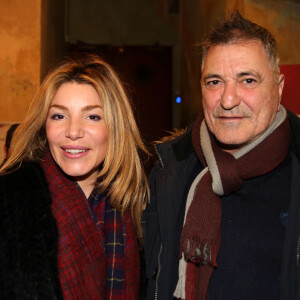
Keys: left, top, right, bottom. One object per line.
{"left": 0, "top": 161, "right": 63, "bottom": 299}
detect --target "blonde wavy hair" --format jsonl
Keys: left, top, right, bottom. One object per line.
{"left": 0, "top": 54, "right": 149, "bottom": 239}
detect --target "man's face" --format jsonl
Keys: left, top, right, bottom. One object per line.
{"left": 201, "top": 40, "right": 284, "bottom": 153}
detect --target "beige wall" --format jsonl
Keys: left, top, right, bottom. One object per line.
{"left": 0, "top": 0, "right": 65, "bottom": 123}
{"left": 0, "top": 0, "right": 41, "bottom": 123}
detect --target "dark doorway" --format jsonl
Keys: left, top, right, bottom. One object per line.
{"left": 67, "top": 44, "right": 173, "bottom": 171}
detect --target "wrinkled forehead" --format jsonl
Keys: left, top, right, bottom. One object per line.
{"left": 202, "top": 38, "right": 278, "bottom": 76}
{"left": 201, "top": 40, "right": 277, "bottom": 79}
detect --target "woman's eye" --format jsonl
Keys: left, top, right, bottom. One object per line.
{"left": 51, "top": 114, "right": 64, "bottom": 120}
{"left": 88, "top": 114, "right": 101, "bottom": 121}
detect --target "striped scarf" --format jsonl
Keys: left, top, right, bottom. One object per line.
{"left": 41, "top": 152, "right": 140, "bottom": 300}
{"left": 174, "top": 107, "right": 290, "bottom": 300}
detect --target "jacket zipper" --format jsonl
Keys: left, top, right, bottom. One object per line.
{"left": 297, "top": 235, "right": 300, "bottom": 266}
{"left": 155, "top": 243, "right": 163, "bottom": 300}
{"left": 154, "top": 145, "right": 165, "bottom": 299}
{"left": 154, "top": 145, "right": 165, "bottom": 169}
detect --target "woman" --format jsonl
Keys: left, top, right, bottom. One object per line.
{"left": 0, "top": 55, "right": 149, "bottom": 300}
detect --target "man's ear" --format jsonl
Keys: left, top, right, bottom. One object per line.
{"left": 278, "top": 74, "right": 285, "bottom": 110}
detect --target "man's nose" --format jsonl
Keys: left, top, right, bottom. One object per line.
{"left": 65, "top": 119, "right": 84, "bottom": 140}
{"left": 220, "top": 81, "right": 240, "bottom": 110}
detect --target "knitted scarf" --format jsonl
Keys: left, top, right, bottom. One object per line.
{"left": 41, "top": 152, "right": 140, "bottom": 300}
{"left": 174, "top": 107, "right": 290, "bottom": 300}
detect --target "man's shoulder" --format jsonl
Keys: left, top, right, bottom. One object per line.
{"left": 155, "top": 126, "right": 195, "bottom": 165}
{"left": 288, "top": 111, "right": 300, "bottom": 160}
{"left": 288, "top": 110, "right": 300, "bottom": 127}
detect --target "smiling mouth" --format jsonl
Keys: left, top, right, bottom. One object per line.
{"left": 64, "top": 149, "right": 88, "bottom": 154}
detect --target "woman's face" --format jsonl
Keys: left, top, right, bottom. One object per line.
{"left": 46, "top": 82, "right": 108, "bottom": 192}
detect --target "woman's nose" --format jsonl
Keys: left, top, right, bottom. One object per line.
{"left": 65, "top": 119, "right": 84, "bottom": 140}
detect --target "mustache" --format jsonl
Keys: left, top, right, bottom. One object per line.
{"left": 213, "top": 107, "right": 252, "bottom": 118}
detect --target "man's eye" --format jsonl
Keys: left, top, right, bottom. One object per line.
{"left": 244, "top": 78, "right": 256, "bottom": 84}
{"left": 206, "top": 80, "right": 221, "bottom": 87}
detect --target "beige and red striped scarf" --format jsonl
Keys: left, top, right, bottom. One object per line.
{"left": 174, "top": 107, "right": 290, "bottom": 300}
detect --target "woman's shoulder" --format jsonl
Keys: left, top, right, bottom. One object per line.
{"left": 0, "top": 160, "right": 53, "bottom": 229}
{"left": 0, "top": 160, "right": 48, "bottom": 192}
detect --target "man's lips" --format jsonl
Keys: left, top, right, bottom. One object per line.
{"left": 217, "top": 116, "right": 245, "bottom": 119}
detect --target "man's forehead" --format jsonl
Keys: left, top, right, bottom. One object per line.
{"left": 201, "top": 41, "right": 271, "bottom": 78}
{"left": 203, "top": 40, "right": 266, "bottom": 62}
{"left": 202, "top": 69, "right": 261, "bottom": 80}
{"left": 209, "top": 38, "right": 265, "bottom": 52}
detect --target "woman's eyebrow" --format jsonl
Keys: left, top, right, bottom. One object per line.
{"left": 49, "top": 104, "right": 67, "bottom": 110}
{"left": 81, "top": 105, "right": 102, "bottom": 112}
{"left": 49, "top": 104, "right": 102, "bottom": 111}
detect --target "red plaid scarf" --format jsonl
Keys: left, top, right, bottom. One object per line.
{"left": 89, "top": 191, "right": 126, "bottom": 300}
{"left": 41, "top": 152, "right": 140, "bottom": 300}
{"left": 175, "top": 108, "right": 290, "bottom": 299}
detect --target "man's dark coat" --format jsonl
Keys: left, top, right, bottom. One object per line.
{"left": 143, "top": 112, "right": 300, "bottom": 300}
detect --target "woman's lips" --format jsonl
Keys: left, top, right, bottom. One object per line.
{"left": 65, "top": 149, "right": 87, "bottom": 154}
{"left": 61, "top": 146, "right": 90, "bottom": 158}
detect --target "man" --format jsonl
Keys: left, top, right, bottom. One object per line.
{"left": 143, "top": 11, "right": 300, "bottom": 300}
